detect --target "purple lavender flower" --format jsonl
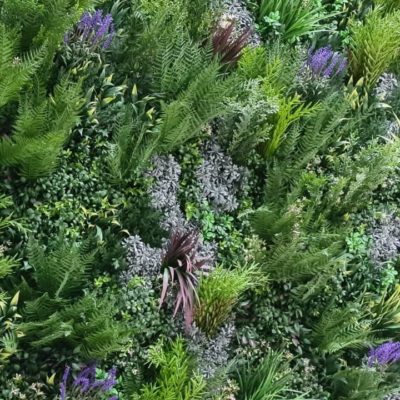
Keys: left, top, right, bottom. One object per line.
{"left": 306, "top": 46, "right": 347, "bottom": 78}
{"left": 73, "top": 364, "right": 96, "bottom": 392}
{"left": 92, "top": 366, "right": 117, "bottom": 391}
{"left": 66, "top": 10, "right": 115, "bottom": 49}
{"left": 102, "top": 367, "right": 117, "bottom": 391}
{"left": 368, "top": 342, "right": 400, "bottom": 366}
{"left": 59, "top": 364, "right": 118, "bottom": 399}
{"left": 60, "top": 366, "right": 70, "bottom": 400}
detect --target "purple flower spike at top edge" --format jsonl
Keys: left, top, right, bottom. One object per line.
{"left": 368, "top": 342, "right": 400, "bottom": 366}
{"left": 102, "top": 367, "right": 117, "bottom": 391}
{"left": 92, "top": 366, "right": 118, "bottom": 392}
{"left": 60, "top": 365, "right": 70, "bottom": 400}
{"left": 306, "top": 46, "right": 347, "bottom": 78}
{"left": 68, "top": 9, "right": 114, "bottom": 49}
{"left": 308, "top": 46, "right": 333, "bottom": 75}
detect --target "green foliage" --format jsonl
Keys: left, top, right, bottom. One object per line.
{"left": 374, "top": 0, "right": 400, "bottom": 14}
{"left": 312, "top": 305, "right": 374, "bottom": 354}
{"left": 3, "top": 0, "right": 400, "bottom": 396}
{"left": 133, "top": 338, "right": 206, "bottom": 400}
{"left": 0, "top": 0, "right": 96, "bottom": 53}
{"left": 0, "top": 79, "right": 83, "bottom": 178}
{"left": 115, "top": 0, "right": 219, "bottom": 81}
{"left": 20, "top": 294, "right": 129, "bottom": 359}
{"left": 0, "top": 24, "right": 45, "bottom": 108}
{"left": 237, "top": 47, "right": 268, "bottom": 80}
{"left": 109, "top": 61, "right": 233, "bottom": 178}
{"left": 27, "top": 236, "right": 96, "bottom": 300}
{"left": 151, "top": 32, "right": 209, "bottom": 99}
{"left": 0, "top": 194, "right": 22, "bottom": 278}
{"left": 255, "top": 222, "right": 347, "bottom": 284}
{"left": 257, "top": 0, "right": 331, "bottom": 42}
{"left": 369, "top": 284, "right": 400, "bottom": 337}
{"left": 107, "top": 95, "right": 158, "bottom": 180}
{"left": 19, "top": 236, "right": 128, "bottom": 359}
{"left": 0, "top": 291, "right": 21, "bottom": 366}
{"left": 195, "top": 263, "right": 266, "bottom": 336}
{"left": 331, "top": 368, "right": 390, "bottom": 400}
{"left": 156, "top": 61, "right": 232, "bottom": 153}
{"left": 236, "top": 351, "right": 294, "bottom": 400}
{"left": 262, "top": 94, "right": 319, "bottom": 158}
{"left": 349, "top": 8, "right": 400, "bottom": 91}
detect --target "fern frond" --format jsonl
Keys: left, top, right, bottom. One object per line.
{"left": 27, "top": 236, "right": 96, "bottom": 300}
{"left": 0, "top": 24, "right": 45, "bottom": 108}
{"left": 0, "top": 79, "right": 82, "bottom": 178}
{"left": 312, "top": 306, "right": 374, "bottom": 354}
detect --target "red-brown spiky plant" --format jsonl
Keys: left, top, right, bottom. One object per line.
{"left": 212, "top": 21, "right": 250, "bottom": 66}
{"left": 159, "top": 229, "right": 209, "bottom": 329}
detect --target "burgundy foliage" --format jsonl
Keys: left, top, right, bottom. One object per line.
{"left": 159, "top": 229, "right": 209, "bottom": 329}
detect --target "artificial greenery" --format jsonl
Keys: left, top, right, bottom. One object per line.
{"left": 1, "top": 0, "right": 400, "bottom": 398}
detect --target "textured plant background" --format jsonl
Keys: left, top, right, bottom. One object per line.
{"left": 1, "top": 0, "right": 400, "bottom": 399}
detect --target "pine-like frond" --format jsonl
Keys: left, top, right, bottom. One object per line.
{"left": 157, "top": 62, "right": 233, "bottom": 152}
{"left": 0, "top": 79, "right": 83, "bottom": 178}
{"left": 349, "top": 8, "right": 400, "bottom": 90}
{"left": 20, "top": 295, "right": 129, "bottom": 359}
{"left": 152, "top": 31, "right": 209, "bottom": 99}
{"left": 312, "top": 306, "right": 374, "bottom": 354}
{"left": 0, "top": 23, "right": 45, "bottom": 108}
{"left": 27, "top": 236, "right": 96, "bottom": 300}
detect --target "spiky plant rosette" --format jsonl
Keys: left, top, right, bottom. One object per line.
{"left": 212, "top": 20, "right": 250, "bottom": 66}
{"left": 159, "top": 229, "right": 209, "bottom": 328}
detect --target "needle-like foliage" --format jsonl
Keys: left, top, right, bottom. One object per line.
{"left": 349, "top": 8, "right": 400, "bottom": 91}
{"left": 195, "top": 263, "right": 265, "bottom": 336}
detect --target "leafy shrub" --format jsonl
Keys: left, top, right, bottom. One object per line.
{"left": 133, "top": 338, "right": 206, "bottom": 400}
{"left": 195, "top": 263, "right": 265, "bottom": 336}
{"left": 0, "top": 79, "right": 83, "bottom": 178}
{"left": 0, "top": 194, "right": 23, "bottom": 278}
{"left": 0, "top": 0, "right": 96, "bottom": 57}
{"left": 331, "top": 368, "right": 390, "bottom": 400}
{"left": 235, "top": 350, "right": 296, "bottom": 400}
{"left": 257, "top": 0, "right": 331, "bottom": 42}
{"left": 349, "top": 8, "right": 400, "bottom": 91}
{"left": 19, "top": 237, "right": 128, "bottom": 359}
{"left": 312, "top": 305, "right": 374, "bottom": 354}
{"left": 0, "top": 292, "right": 21, "bottom": 366}
{"left": 21, "top": 294, "right": 128, "bottom": 360}
{"left": 0, "top": 24, "right": 44, "bottom": 108}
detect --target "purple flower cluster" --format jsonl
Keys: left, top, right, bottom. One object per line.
{"left": 306, "top": 46, "right": 347, "bottom": 78}
{"left": 368, "top": 342, "right": 400, "bottom": 366}
{"left": 60, "top": 364, "right": 118, "bottom": 399}
{"left": 65, "top": 10, "right": 115, "bottom": 49}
